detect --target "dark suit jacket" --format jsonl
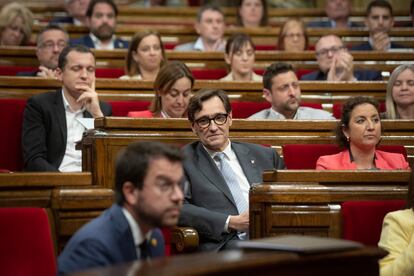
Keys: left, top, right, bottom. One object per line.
{"left": 179, "top": 141, "right": 285, "bottom": 251}
{"left": 70, "top": 34, "right": 129, "bottom": 49}
{"left": 307, "top": 20, "right": 362, "bottom": 28}
{"left": 49, "top": 16, "right": 75, "bottom": 25}
{"left": 16, "top": 70, "right": 38, "bottom": 77}
{"left": 58, "top": 204, "right": 165, "bottom": 274}
{"left": 351, "top": 41, "right": 407, "bottom": 51}
{"left": 300, "top": 69, "right": 383, "bottom": 81}
{"left": 22, "top": 89, "right": 112, "bottom": 172}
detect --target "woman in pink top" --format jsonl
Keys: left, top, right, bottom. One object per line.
{"left": 128, "top": 61, "right": 194, "bottom": 118}
{"left": 316, "top": 96, "right": 410, "bottom": 170}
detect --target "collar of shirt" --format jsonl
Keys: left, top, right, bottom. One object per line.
{"left": 368, "top": 37, "right": 391, "bottom": 51}
{"left": 193, "top": 37, "right": 205, "bottom": 51}
{"left": 121, "top": 207, "right": 152, "bottom": 248}
{"left": 269, "top": 107, "right": 299, "bottom": 119}
{"left": 89, "top": 33, "right": 116, "bottom": 50}
{"left": 329, "top": 19, "right": 353, "bottom": 28}
{"left": 61, "top": 89, "right": 85, "bottom": 114}
{"left": 203, "top": 140, "right": 234, "bottom": 162}
{"left": 160, "top": 110, "right": 170, "bottom": 118}
{"left": 348, "top": 147, "right": 377, "bottom": 163}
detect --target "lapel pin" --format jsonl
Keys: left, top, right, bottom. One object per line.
{"left": 151, "top": 238, "right": 157, "bottom": 247}
{"left": 250, "top": 159, "right": 255, "bottom": 165}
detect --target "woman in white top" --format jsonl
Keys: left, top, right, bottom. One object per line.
{"left": 221, "top": 33, "right": 262, "bottom": 82}
{"left": 385, "top": 64, "right": 414, "bottom": 119}
{"left": 120, "top": 31, "right": 166, "bottom": 81}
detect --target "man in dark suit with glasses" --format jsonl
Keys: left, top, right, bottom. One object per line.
{"left": 179, "top": 89, "right": 285, "bottom": 252}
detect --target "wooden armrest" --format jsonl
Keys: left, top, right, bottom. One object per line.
{"left": 171, "top": 226, "right": 199, "bottom": 253}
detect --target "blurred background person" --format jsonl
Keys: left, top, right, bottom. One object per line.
{"left": 385, "top": 64, "right": 414, "bottom": 120}
{"left": 17, "top": 25, "right": 69, "bottom": 78}
{"left": 221, "top": 33, "right": 261, "bottom": 81}
{"left": 378, "top": 171, "right": 414, "bottom": 276}
{"left": 0, "top": 2, "right": 33, "bottom": 46}
{"left": 235, "top": 0, "right": 268, "bottom": 28}
{"left": 50, "top": 0, "right": 90, "bottom": 26}
{"left": 120, "top": 31, "right": 166, "bottom": 81}
{"left": 128, "top": 61, "right": 194, "bottom": 118}
{"left": 175, "top": 4, "right": 225, "bottom": 52}
{"left": 316, "top": 96, "right": 409, "bottom": 170}
{"left": 301, "top": 35, "right": 382, "bottom": 81}
{"left": 307, "top": 0, "right": 360, "bottom": 29}
{"left": 352, "top": 0, "right": 405, "bottom": 51}
{"left": 277, "top": 18, "right": 308, "bottom": 52}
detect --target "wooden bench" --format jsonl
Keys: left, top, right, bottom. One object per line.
{"left": 1, "top": 47, "right": 413, "bottom": 75}
{"left": 0, "top": 76, "right": 389, "bottom": 104}
{"left": 250, "top": 170, "right": 410, "bottom": 240}
{"left": 81, "top": 118, "right": 414, "bottom": 188}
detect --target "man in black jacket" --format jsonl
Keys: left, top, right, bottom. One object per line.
{"left": 22, "top": 45, "right": 112, "bottom": 172}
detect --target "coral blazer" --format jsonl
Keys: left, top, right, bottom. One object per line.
{"left": 316, "top": 149, "right": 410, "bottom": 170}
{"left": 127, "top": 110, "right": 154, "bottom": 118}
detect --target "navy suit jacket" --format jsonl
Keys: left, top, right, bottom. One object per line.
{"left": 300, "top": 69, "right": 383, "bottom": 81}
{"left": 16, "top": 70, "right": 38, "bottom": 77}
{"left": 58, "top": 204, "right": 165, "bottom": 274}
{"left": 22, "top": 90, "right": 112, "bottom": 171}
{"left": 70, "top": 34, "right": 129, "bottom": 49}
{"left": 351, "top": 41, "right": 407, "bottom": 51}
{"left": 179, "top": 141, "right": 285, "bottom": 251}
{"left": 49, "top": 16, "right": 75, "bottom": 25}
{"left": 307, "top": 20, "right": 362, "bottom": 28}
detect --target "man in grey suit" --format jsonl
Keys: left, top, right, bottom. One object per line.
{"left": 174, "top": 5, "right": 225, "bottom": 52}
{"left": 179, "top": 89, "right": 285, "bottom": 251}
{"left": 249, "top": 62, "right": 335, "bottom": 120}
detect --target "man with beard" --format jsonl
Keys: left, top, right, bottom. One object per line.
{"left": 70, "top": 0, "right": 128, "bottom": 49}
{"left": 58, "top": 141, "right": 185, "bottom": 274}
{"left": 249, "top": 62, "right": 334, "bottom": 120}
{"left": 352, "top": 0, "right": 406, "bottom": 51}
{"left": 17, "top": 25, "right": 69, "bottom": 78}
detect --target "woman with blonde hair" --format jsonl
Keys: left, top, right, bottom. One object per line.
{"left": 0, "top": 2, "right": 34, "bottom": 46}
{"left": 128, "top": 61, "right": 194, "bottom": 118}
{"left": 385, "top": 64, "right": 414, "bottom": 119}
{"left": 277, "top": 18, "right": 308, "bottom": 52}
{"left": 120, "top": 31, "right": 166, "bottom": 81}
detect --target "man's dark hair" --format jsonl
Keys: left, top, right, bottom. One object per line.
{"left": 196, "top": 4, "right": 224, "bottom": 22}
{"left": 262, "top": 62, "right": 295, "bottom": 91}
{"left": 336, "top": 96, "right": 380, "bottom": 148}
{"left": 86, "top": 0, "right": 118, "bottom": 18}
{"left": 58, "top": 45, "right": 95, "bottom": 70}
{"left": 36, "top": 24, "right": 69, "bottom": 46}
{"left": 366, "top": 0, "right": 393, "bottom": 16}
{"left": 187, "top": 89, "right": 231, "bottom": 123}
{"left": 115, "top": 141, "right": 183, "bottom": 205}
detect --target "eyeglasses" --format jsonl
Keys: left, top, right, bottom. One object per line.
{"left": 316, "top": 46, "right": 347, "bottom": 57}
{"left": 194, "top": 113, "right": 228, "bottom": 129}
{"left": 39, "top": 41, "right": 67, "bottom": 50}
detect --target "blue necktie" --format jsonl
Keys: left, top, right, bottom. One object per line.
{"left": 214, "top": 152, "right": 248, "bottom": 214}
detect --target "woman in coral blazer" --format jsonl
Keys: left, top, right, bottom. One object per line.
{"left": 128, "top": 61, "right": 194, "bottom": 118}
{"left": 316, "top": 96, "right": 410, "bottom": 170}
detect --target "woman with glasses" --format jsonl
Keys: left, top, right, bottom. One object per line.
{"left": 235, "top": 0, "right": 268, "bottom": 28}
{"left": 316, "top": 96, "right": 409, "bottom": 170}
{"left": 0, "top": 2, "right": 33, "bottom": 46}
{"left": 120, "top": 31, "right": 166, "bottom": 81}
{"left": 221, "top": 33, "right": 262, "bottom": 81}
{"left": 277, "top": 18, "right": 308, "bottom": 52}
{"left": 385, "top": 64, "right": 414, "bottom": 119}
{"left": 128, "top": 61, "right": 194, "bottom": 118}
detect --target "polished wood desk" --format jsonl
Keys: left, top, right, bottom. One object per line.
{"left": 0, "top": 76, "right": 388, "bottom": 104}
{"left": 81, "top": 118, "right": 414, "bottom": 188}
{"left": 250, "top": 170, "right": 410, "bottom": 240}
{"left": 69, "top": 247, "right": 384, "bottom": 276}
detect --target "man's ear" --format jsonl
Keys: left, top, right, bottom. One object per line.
{"left": 263, "top": 88, "right": 272, "bottom": 103}
{"left": 228, "top": 111, "right": 233, "bottom": 127}
{"left": 122, "top": 181, "right": 139, "bottom": 206}
{"left": 55, "top": 67, "right": 63, "bottom": 82}
{"left": 195, "top": 22, "right": 201, "bottom": 35}
{"left": 191, "top": 122, "right": 197, "bottom": 134}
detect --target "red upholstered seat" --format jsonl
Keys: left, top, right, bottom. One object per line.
{"left": 108, "top": 101, "right": 151, "bottom": 116}
{"left": 95, "top": 68, "right": 125, "bottom": 78}
{"left": 0, "top": 208, "right": 56, "bottom": 275}
{"left": 282, "top": 144, "right": 407, "bottom": 169}
{"left": 341, "top": 200, "right": 406, "bottom": 246}
{"left": 0, "top": 99, "right": 26, "bottom": 171}
{"left": 0, "top": 65, "right": 37, "bottom": 76}
{"left": 191, "top": 68, "right": 227, "bottom": 80}
{"left": 333, "top": 102, "right": 386, "bottom": 119}
{"left": 231, "top": 102, "right": 271, "bottom": 118}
